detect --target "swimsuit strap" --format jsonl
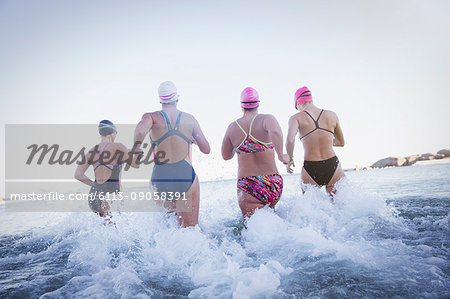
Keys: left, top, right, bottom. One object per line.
{"left": 316, "top": 109, "right": 324, "bottom": 122}
{"left": 94, "top": 164, "right": 113, "bottom": 171}
{"left": 248, "top": 114, "right": 272, "bottom": 146}
{"left": 300, "top": 111, "right": 318, "bottom": 140}
{"left": 235, "top": 115, "right": 274, "bottom": 152}
{"left": 151, "top": 111, "right": 192, "bottom": 162}
{"left": 248, "top": 114, "right": 258, "bottom": 136}
{"left": 160, "top": 110, "right": 172, "bottom": 130}
{"left": 299, "top": 129, "right": 315, "bottom": 140}
{"left": 234, "top": 120, "right": 248, "bottom": 150}
{"left": 152, "top": 130, "right": 192, "bottom": 146}
{"left": 300, "top": 109, "right": 334, "bottom": 139}
{"left": 174, "top": 112, "right": 182, "bottom": 130}
{"left": 153, "top": 111, "right": 191, "bottom": 144}
{"left": 315, "top": 110, "right": 334, "bottom": 134}
{"left": 95, "top": 143, "right": 121, "bottom": 167}
{"left": 95, "top": 143, "right": 110, "bottom": 166}
{"left": 160, "top": 110, "right": 182, "bottom": 130}
{"left": 149, "top": 111, "right": 170, "bottom": 146}
{"left": 100, "top": 143, "right": 110, "bottom": 154}
{"left": 235, "top": 114, "right": 257, "bottom": 136}
{"left": 95, "top": 163, "right": 122, "bottom": 183}
{"left": 303, "top": 110, "right": 319, "bottom": 128}
{"left": 235, "top": 120, "right": 248, "bottom": 137}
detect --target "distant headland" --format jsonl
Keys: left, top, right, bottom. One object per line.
{"left": 353, "top": 149, "right": 450, "bottom": 171}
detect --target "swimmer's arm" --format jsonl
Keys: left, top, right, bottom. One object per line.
{"left": 116, "top": 143, "right": 140, "bottom": 168}
{"left": 286, "top": 115, "right": 299, "bottom": 159}
{"left": 265, "top": 115, "right": 289, "bottom": 164}
{"left": 332, "top": 113, "right": 345, "bottom": 147}
{"left": 192, "top": 118, "right": 211, "bottom": 154}
{"left": 221, "top": 124, "right": 235, "bottom": 160}
{"left": 74, "top": 157, "right": 93, "bottom": 186}
{"left": 134, "top": 113, "right": 153, "bottom": 150}
{"left": 286, "top": 115, "right": 299, "bottom": 173}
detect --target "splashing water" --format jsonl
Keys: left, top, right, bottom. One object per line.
{"left": 1, "top": 164, "right": 449, "bottom": 298}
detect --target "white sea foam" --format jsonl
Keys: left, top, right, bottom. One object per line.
{"left": 1, "top": 165, "right": 449, "bottom": 297}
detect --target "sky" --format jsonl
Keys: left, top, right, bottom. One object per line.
{"left": 1, "top": 0, "right": 449, "bottom": 195}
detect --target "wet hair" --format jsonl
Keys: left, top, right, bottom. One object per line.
{"left": 98, "top": 120, "right": 117, "bottom": 136}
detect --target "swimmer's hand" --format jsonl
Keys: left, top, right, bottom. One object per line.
{"left": 130, "top": 142, "right": 145, "bottom": 159}
{"left": 278, "top": 153, "right": 290, "bottom": 165}
{"left": 128, "top": 148, "right": 144, "bottom": 168}
{"left": 286, "top": 158, "right": 295, "bottom": 174}
{"left": 135, "top": 148, "right": 144, "bottom": 155}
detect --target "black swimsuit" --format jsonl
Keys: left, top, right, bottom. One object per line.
{"left": 303, "top": 156, "right": 339, "bottom": 186}
{"left": 89, "top": 144, "right": 122, "bottom": 213}
{"left": 300, "top": 110, "right": 339, "bottom": 186}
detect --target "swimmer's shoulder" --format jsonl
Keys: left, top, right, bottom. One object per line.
{"left": 291, "top": 111, "right": 306, "bottom": 122}
{"left": 257, "top": 113, "right": 275, "bottom": 119}
{"left": 317, "top": 109, "right": 339, "bottom": 129}
{"left": 110, "top": 142, "right": 127, "bottom": 153}
{"left": 139, "top": 112, "right": 156, "bottom": 125}
{"left": 177, "top": 111, "right": 199, "bottom": 127}
{"left": 140, "top": 111, "right": 174, "bottom": 125}
{"left": 321, "top": 109, "right": 339, "bottom": 122}
{"left": 250, "top": 113, "right": 281, "bottom": 124}
{"left": 225, "top": 119, "right": 242, "bottom": 136}
{"left": 85, "top": 145, "right": 98, "bottom": 163}
{"left": 179, "top": 110, "right": 195, "bottom": 121}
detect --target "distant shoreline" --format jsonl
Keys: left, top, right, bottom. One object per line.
{"left": 413, "top": 158, "right": 450, "bottom": 166}
{"left": 348, "top": 148, "right": 450, "bottom": 172}
{"left": 345, "top": 157, "right": 450, "bottom": 172}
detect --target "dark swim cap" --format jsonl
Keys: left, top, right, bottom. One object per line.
{"left": 98, "top": 120, "right": 117, "bottom": 136}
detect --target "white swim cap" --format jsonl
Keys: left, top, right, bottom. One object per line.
{"left": 158, "top": 81, "right": 179, "bottom": 104}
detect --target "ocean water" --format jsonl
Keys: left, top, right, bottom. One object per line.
{"left": 0, "top": 163, "right": 449, "bottom": 298}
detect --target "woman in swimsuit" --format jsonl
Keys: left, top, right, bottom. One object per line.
{"left": 134, "top": 81, "right": 210, "bottom": 227}
{"left": 286, "top": 86, "right": 345, "bottom": 196}
{"left": 222, "top": 87, "right": 289, "bottom": 218}
{"left": 75, "top": 120, "right": 139, "bottom": 220}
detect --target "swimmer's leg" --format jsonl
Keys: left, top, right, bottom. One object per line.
{"left": 89, "top": 197, "right": 111, "bottom": 217}
{"left": 301, "top": 167, "right": 320, "bottom": 193}
{"left": 237, "top": 188, "right": 265, "bottom": 219}
{"left": 96, "top": 201, "right": 115, "bottom": 227}
{"left": 325, "top": 163, "right": 345, "bottom": 199}
{"left": 176, "top": 175, "right": 200, "bottom": 227}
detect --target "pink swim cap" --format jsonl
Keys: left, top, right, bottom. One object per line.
{"left": 295, "top": 86, "right": 312, "bottom": 109}
{"left": 240, "top": 87, "right": 260, "bottom": 109}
